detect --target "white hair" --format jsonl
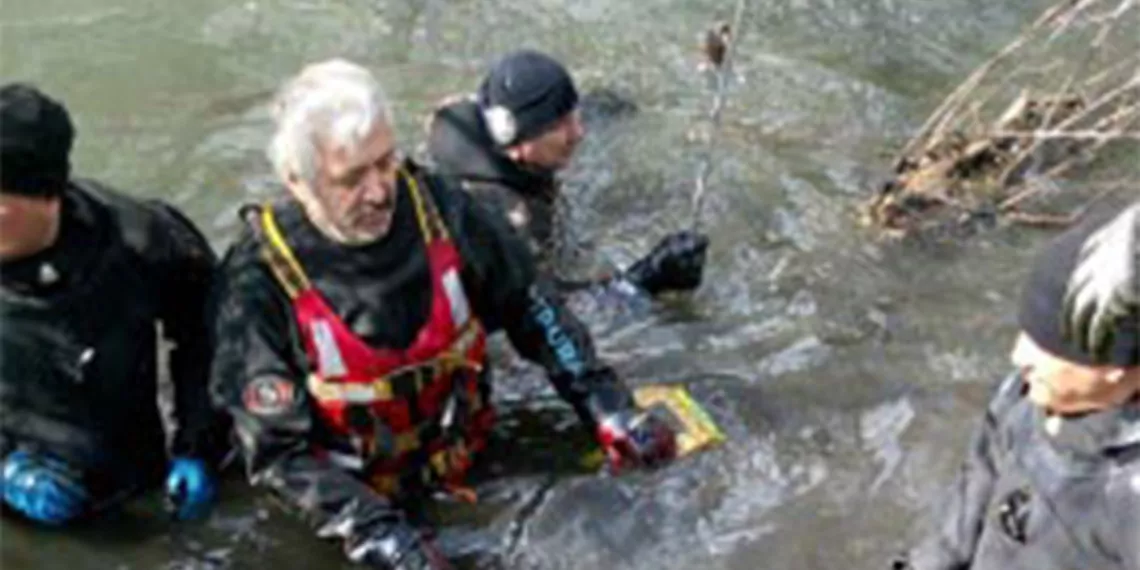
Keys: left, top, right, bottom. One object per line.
{"left": 267, "top": 59, "right": 392, "bottom": 187}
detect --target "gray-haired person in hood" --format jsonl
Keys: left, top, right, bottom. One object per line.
{"left": 897, "top": 204, "right": 1140, "bottom": 570}
{"left": 426, "top": 50, "right": 709, "bottom": 306}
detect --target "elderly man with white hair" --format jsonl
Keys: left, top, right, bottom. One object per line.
{"left": 208, "top": 59, "right": 678, "bottom": 570}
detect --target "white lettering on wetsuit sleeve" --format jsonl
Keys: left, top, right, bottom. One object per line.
{"left": 442, "top": 269, "right": 470, "bottom": 327}
{"left": 529, "top": 294, "right": 585, "bottom": 376}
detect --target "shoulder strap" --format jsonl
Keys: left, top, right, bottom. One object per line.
{"left": 242, "top": 202, "right": 312, "bottom": 299}
{"left": 405, "top": 169, "right": 450, "bottom": 244}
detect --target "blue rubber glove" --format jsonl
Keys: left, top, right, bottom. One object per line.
{"left": 164, "top": 457, "right": 215, "bottom": 521}
{"left": 1, "top": 450, "right": 89, "bottom": 525}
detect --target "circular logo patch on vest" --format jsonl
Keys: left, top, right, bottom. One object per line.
{"left": 243, "top": 376, "right": 296, "bottom": 416}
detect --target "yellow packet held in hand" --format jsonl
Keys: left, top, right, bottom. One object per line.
{"left": 633, "top": 384, "right": 726, "bottom": 457}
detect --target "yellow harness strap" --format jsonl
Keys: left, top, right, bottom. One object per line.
{"left": 405, "top": 172, "right": 450, "bottom": 243}
{"left": 258, "top": 169, "right": 442, "bottom": 298}
{"left": 259, "top": 205, "right": 311, "bottom": 299}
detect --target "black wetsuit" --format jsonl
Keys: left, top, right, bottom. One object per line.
{"left": 0, "top": 180, "right": 227, "bottom": 504}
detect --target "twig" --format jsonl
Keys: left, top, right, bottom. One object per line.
{"left": 1006, "top": 211, "right": 1080, "bottom": 226}
{"left": 991, "top": 128, "right": 1140, "bottom": 140}
{"left": 1084, "top": 58, "right": 1140, "bottom": 90}
{"left": 896, "top": 0, "right": 1084, "bottom": 162}
{"left": 999, "top": 170, "right": 1128, "bottom": 212}
{"left": 1046, "top": 0, "right": 1105, "bottom": 40}
{"left": 998, "top": 75, "right": 1139, "bottom": 185}
{"left": 690, "top": 0, "right": 749, "bottom": 231}
{"left": 999, "top": 179, "right": 1058, "bottom": 212}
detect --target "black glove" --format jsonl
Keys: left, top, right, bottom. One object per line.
{"left": 596, "top": 409, "right": 678, "bottom": 472}
{"left": 624, "top": 231, "right": 710, "bottom": 295}
{"left": 348, "top": 523, "right": 454, "bottom": 570}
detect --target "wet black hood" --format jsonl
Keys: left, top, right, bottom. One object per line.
{"left": 426, "top": 99, "right": 555, "bottom": 195}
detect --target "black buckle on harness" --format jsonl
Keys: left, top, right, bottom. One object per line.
{"left": 387, "top": 366, "right": 434, "bottom": 401}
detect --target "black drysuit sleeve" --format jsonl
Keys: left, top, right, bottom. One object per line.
{"left": 440, "top": 180, "right": 637, "bottom": 430}
{"left": 146, "top": 202, "right": 230, "bottom": 462}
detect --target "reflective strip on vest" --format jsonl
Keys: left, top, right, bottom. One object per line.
{"left": 310, "top": 319, "right": 348, "bottom": 378}
{"left": 442, "top": 268, "right": 469, "bottom": 328}
{"left": 304, "top": 323, "right": 482, "bottom": 405}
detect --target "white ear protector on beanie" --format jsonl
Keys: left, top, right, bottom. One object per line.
{"left": 482, "top": 105, "right": 517, "bottom": 147}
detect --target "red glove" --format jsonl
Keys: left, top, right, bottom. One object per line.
{"left": 596, "top": 409, "right": 678, "bottom": 472}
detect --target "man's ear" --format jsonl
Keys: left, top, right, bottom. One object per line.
{"left": 1110, "top": 367, "right": 1140, "bottom": 386}
{"left": 1106, "top": 367, "right": 1140, "bottom": 386}
{"left": 284, "top": 170, "right": 312, "bottom": 199}
{"left": 284, "top": 171, "right": 319, "bottom": 211}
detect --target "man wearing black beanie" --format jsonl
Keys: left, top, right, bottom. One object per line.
{"left": 425, "top": 50, "right": 709, "bottom": 308}
{"left": 899, "top": 207, "right": 1140, "bottom": 570}
{"left": 0, "top": 83, "right": 229, "bottom": 526}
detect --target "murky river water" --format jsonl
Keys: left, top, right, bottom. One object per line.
{"left": 2, "top": 0, "right": 1135, "bottom": 569}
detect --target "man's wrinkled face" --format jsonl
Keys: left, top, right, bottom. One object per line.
{"left": 305, "top": 120, "right": 400, "bottom": 245}
{"left": 511, "top": 109, "right": 585, "bottom": 172}
{"left": 0, "top": 193, "right": 60, "bottom": 261}
{"left": 1010, "top": 332, "right": 1138, "bottom": 414}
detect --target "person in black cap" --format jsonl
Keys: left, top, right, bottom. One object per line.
{"left": 0, "top": 83, "right": 228, "bottom": 526}
{"left": 425, "top": 50, "right": 709, "bottom": 307}
{"left": 897, "top": 206, "right": 1140, "bottom": 570}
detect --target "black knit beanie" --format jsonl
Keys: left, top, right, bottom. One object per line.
{"left": 0, "top": 83, "right": 74, "bottom": 198}
{"left": 1018, "top": 210, "right": 1140, "bottom": 367}
{"left": 476, "top": 50, "right": 579, "bottom": 148}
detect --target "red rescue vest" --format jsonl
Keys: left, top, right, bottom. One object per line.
{"left": 254, "top": 170, "right": 493, "bottom": 497}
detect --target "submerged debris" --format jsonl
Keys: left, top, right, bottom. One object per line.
{"left": 863, "top": 0, "right": 1140, "bottom": 239}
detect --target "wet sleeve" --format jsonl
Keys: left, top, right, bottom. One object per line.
{"left": 209, "top": 241, "right": 421, "bottom": 568}
{"left": 450, "top": 189, "right": 636, "bottom": 430}
{"left": 147, "top": 202, "right": 229, "bottom": 462}
{"left": 505, "top": 280, "right": 638, "bottom": 430}
{"left": 906, "top": 375, "right": 1017, "bottom": 570}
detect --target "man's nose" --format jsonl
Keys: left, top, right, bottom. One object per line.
{"left": 570, "top": 115, "right": 586, "bottom": 141}
{"left": 360, "top": 169, "right": 393, "bottom": 203}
